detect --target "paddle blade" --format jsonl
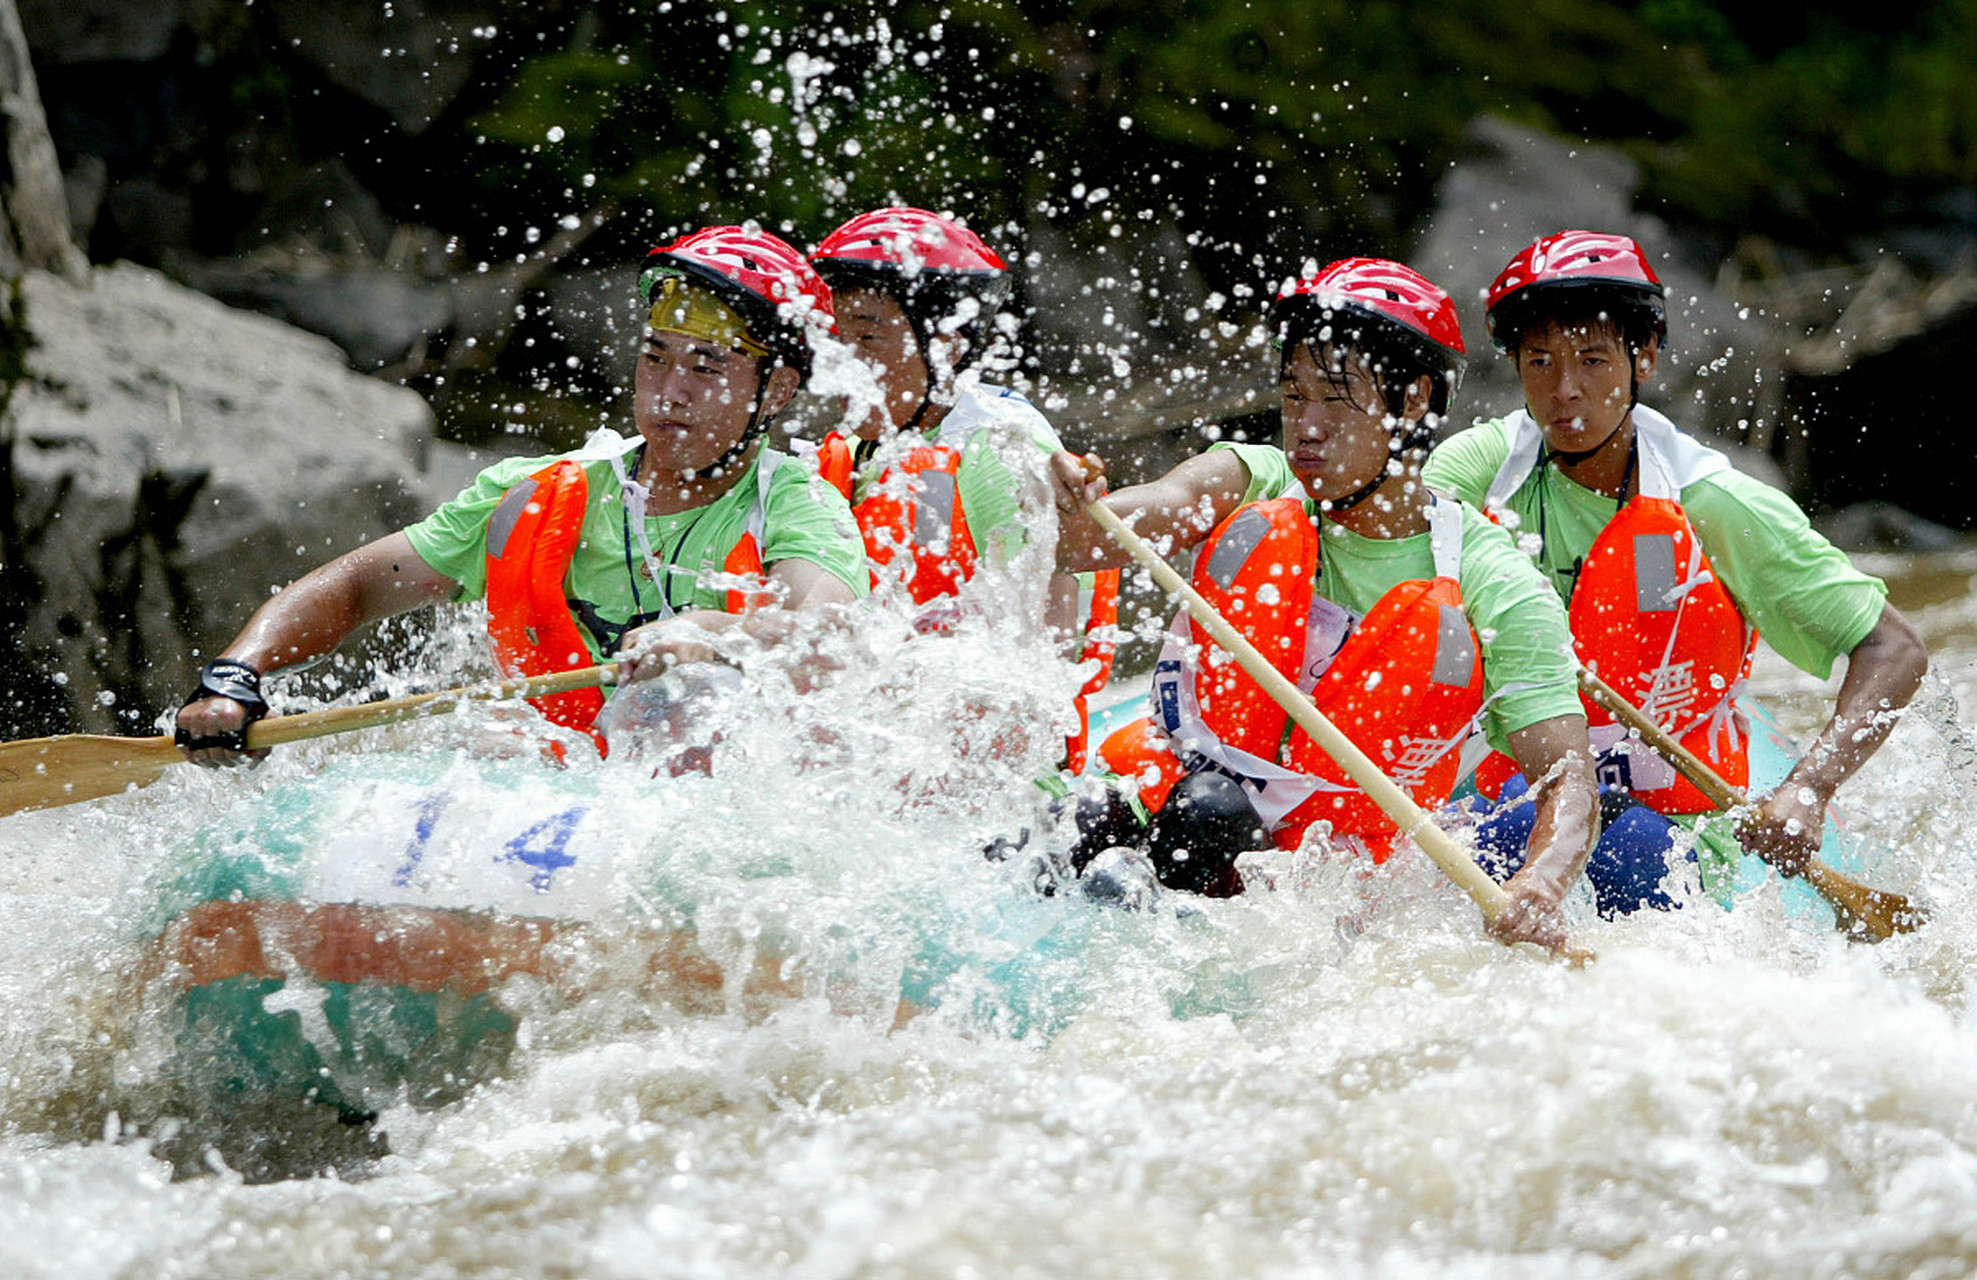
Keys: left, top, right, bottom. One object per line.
{"left": 1804, "top": 861, "right": 1927, "bottom": 942}
{"left": 0, "top": 733, "right": 181, "bottom": 818}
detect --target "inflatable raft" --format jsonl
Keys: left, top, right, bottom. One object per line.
{"left": 141, "top": 738, "right": 1103, "bottom": 1136}
{"left": 143, "top": 676, "right": 1868, "bottom": 1155}
{"left": 144, "top": 752, "right": 640, "bottom": 1129}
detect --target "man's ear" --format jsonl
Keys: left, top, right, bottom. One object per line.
{"left": 1402, "top": 373, "right": 1435, "bottom": 423}
{"left": 761, "top": 363, "right": 802, "bottom": 418}
{"left": 1635, "top": 334, "right": 1661, "bottom": 386}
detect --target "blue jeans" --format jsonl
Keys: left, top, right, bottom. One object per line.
{"left": 1472, "top": 775, "right": 1685, "bottom": 917}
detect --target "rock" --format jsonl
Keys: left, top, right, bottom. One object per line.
{"left": 1814, "top": 501, "right": 1962, "bottom": 553}
{"left": 178, "top": 259, "right": 454, "bottom": 372}
{"left": 4, "top": 261, "right": 436, "bottom": 734}
{"left": 14, "top": 0, "right": 188, "bottom": 64}
{"left": 97, "top": 178, "right": 196, "bottom": 264}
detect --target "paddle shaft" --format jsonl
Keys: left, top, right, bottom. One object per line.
{"left": 1576, "top": 667, "right": 1921, "bottom": 940}
{"left": 1085, "top": 502, "right": 1516, "bottom": 921}
{"left": 243, "top": 665, "right": 614, "bottom": 748}
{"left": 0, "top": 665, "right": 615, "bottom": 818}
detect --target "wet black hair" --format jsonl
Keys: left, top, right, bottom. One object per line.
{"left": 1490, "top": 284, "right": 1667, "bottom": 361}
{"left": 813, "top": 259, "right": 1011, "bottom": 371}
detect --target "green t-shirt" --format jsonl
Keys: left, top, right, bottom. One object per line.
{"left": 1217, "top": 442, "right": 1583, "bottom": 748}
{"left": 1421, "top": 416, "right": 1886, "bottom": 679}
{"left": 848, "top": 383, "right": 1065, "bottom": 569}
{"left": 405, "top": 433, "right": 867, "bottom": 661}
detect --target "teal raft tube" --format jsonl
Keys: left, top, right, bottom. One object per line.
{"left": 142, "top": 752, "right": 630, "bottom": 1126}
{"left": 141, "top": 748, "right": 1109, "bottom": 1131}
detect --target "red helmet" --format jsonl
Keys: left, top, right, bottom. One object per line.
{"left": 812, "top": 207, "right": 1011, "bottom": 347}
{"left": 813, "top": 206, "right": 1006, "bottom": 280}
{"left": 1485, "top": 230, "right": 1667, "bottom": 353}
{"left": 1272, "top": 257, "right": 1467, "bottom": 392}
{"left": 640, "top": 225, "right": 835, "bottom": 375}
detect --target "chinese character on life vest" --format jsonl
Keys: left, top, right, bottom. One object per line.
{"left": 1388, "top": 734, "right": 1454, "bottom": 790}
{"left": 1640, "top": 659, "right": 1698, "bottom": 730}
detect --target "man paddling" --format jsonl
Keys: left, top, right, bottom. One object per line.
{"left": 1053, "top": 258, "right": 1599, "bottom": 953}
{"left": 1421, "top": 230, "right": 1928, "bottom": 903}
{"left": 804, "top": 206, "right": 1119, "bottom": 772}
{"left": 175, "top": 225, "right": 868, "bottom": 765}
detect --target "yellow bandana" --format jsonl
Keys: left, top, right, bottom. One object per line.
{"left": 647, "top": 276, "right": 770, "bottom": 358}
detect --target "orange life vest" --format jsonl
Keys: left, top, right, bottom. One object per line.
{"left": 485, "top": 460, "right": 609, "bottom": 752}
{"left": 1568, "top": 493, "right": 1754, "bottom": 811}
{"left": 1474, "top": 410, "right": 1755, "bottom": 813}
{"left": 1065, "top": 568, "right": 1120, "bottom": 774}
{"left": 815, "top": 429, "right": 977, "bottom": 603}
{"left": 814, "top": 427, "right": 1121, "bottom": 772}
{"left": 484, "top": 456, "right": 779, "bottom": 755}
{"left": 1100, "top": 496, "right": 1485, "bottom": 859}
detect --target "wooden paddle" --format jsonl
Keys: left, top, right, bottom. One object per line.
{"left": 1087, "top": 501, "right": 1591, "bottom": 962}
{"left": 0, "top": 665, "right": 616, "bottom": 819}
{"left": 1576, "top": 667, "right": 1923, "bottom": 941}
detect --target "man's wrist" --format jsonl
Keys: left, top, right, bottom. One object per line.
{"left": 188, "top": 658, "right": 268, "bottom": 711}
{"left": 174, "top": 658, "right": 270, "bottom": 751}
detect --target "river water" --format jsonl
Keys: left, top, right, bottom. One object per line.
{"left": 2, "top": 542, "right": 1975, "bottom": 1279}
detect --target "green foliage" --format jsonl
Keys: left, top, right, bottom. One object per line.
{"left": 456, "top": 0, "right": 1977, "bottom": 281}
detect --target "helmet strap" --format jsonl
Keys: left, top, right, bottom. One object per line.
{"left": 902, "top": 394, "right": 939, "bottom": 435}
{"left": 891, "top": 313, "right": 979, "bottom": 436}
{"left": 900, "top": 319, "right": 940, "bottom": 434}
{"left": 1322, "top": 465, "right": 1394, "bottom": 515}
{"left": 1543, "top": 415, "right": 1639, "bottom": 500}
{"left": 901, "top": 309, "right": 973, "bottom": 431}
{"left": 1322, "top": 430, "right": 1428, "bottom": 515}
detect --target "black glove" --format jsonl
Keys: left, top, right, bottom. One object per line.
{"left": 174, "top": 658, "right": 270, "bottom": 752}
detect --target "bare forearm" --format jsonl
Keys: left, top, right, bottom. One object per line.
{"left": 1522, "top": 756, "right": 1599, "bottom": 892}
{"left": 223, "top": 532, "right": 455, "bottom": 676}
{"left": 616, "top": 559, "right": 858, "bottom": 683}
{"left": 1055, "top": 451, "right": 1249, "bottom": 573}
{"left": 1045, "top": 571, "right": 1083, "bottom": 658}
{"left": 177, "top": 532, "right": 454, "bottom": 762}
{"left": 1475, "top": 715, "right": 1597, "bottom": 950}
{"left": 1781, "top": 605, "right": 1927, "bottom": 804}
{"left": 1506, "top": 716, "right": 1600, "bottom": 893}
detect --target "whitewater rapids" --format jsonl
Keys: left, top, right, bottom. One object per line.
{"left": 2, "top": 548, "right": 1976, "bottom": 1279}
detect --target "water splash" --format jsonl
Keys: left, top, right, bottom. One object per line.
{"left": 3, "top": 566, "right": 1977, "bottom": 1271}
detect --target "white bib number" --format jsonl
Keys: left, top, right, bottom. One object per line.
{"left": 306, "top": 783, "right": 622, "bottom": 919}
